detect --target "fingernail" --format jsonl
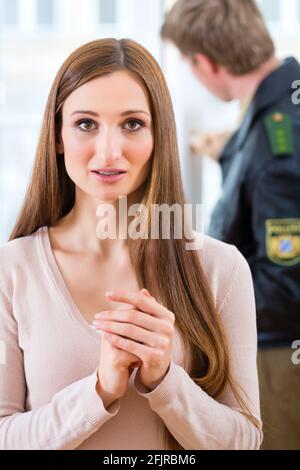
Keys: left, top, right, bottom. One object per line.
{"left": 141, "top": 288, "right": 151, "bottom": 296}
{"left": 93, "top": 320, "right": 104, "bottom": 327}
{"left": 89, "top": 324, "right": 103, "bottom": 335}
{"left": 142, "top": 289, "right": 156, "bottom": 301}
{"left": 95, "top": 312, "right": 107, "bottom": 318}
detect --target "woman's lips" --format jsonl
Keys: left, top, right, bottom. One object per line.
{"left": 90, "top": 171, "right": 127, "bottom": 183}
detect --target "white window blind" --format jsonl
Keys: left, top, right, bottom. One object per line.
{"left": 2, "top": 0, "right": 19, "bottom": 25}
{"left": 260, "top": 0, "right": 280, "bottom": 22}
{"left": 98, "top": 0, "right": 117, "bottom": 23}
{"left": 36, "top": 0, "right": 54, "bottom": 25}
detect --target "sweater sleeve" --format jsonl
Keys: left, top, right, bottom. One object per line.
{"left": 0, "top": 283, "right": 120, "bottom": 450}
{"left": 134, "top": 247, "right": 263, "bottom": 450}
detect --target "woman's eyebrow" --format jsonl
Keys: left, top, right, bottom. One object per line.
{"left": 70, "top": 109, "right": 150, "bottom": 117}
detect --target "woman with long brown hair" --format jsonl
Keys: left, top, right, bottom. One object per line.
{"left": 0, "top": 38, "right": 262, "bottom": 450}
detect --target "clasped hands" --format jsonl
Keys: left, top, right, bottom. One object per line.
{"left": 92, "top": 288, "right": 175, "bottom": 390}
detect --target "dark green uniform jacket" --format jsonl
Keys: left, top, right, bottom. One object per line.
{"left": 209, "top": 57, "right": 300, "bottom": 347}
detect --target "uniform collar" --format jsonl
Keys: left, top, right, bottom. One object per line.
{"left": 235, "top": 57, "right": 300, "bottom": 149}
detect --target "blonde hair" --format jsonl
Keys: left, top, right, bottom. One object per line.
{"left": 161, "top": 0, "right": 275, "bottom": 76}
{"left": 10, "top": 38, "right": 260, "bottom": 449}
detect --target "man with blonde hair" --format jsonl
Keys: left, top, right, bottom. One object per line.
{"left": 161, "top": 0, "right": 300, "bottom": 450}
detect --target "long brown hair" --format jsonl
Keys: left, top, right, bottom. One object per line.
{"left": 9, "top": 38, "right": 260, "bottom": 449}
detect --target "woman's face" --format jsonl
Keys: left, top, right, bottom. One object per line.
{"left": 57, "top": 70, "right": 154, "bottom": 202}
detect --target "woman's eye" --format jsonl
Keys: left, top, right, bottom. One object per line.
{"left": 76, "top": 119, "right": 96, "bottom": 131}
{"left": 75, "top": 118, "right": 144, "bottom": 132}
{"left": 124, "top": 120, "right": 144, "bottom": 131}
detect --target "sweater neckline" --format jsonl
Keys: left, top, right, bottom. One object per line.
{"left": 37, "top": 225, "right": 100, "bottom": 341}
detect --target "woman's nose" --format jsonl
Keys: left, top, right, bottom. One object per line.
{"left": 95, "top": 128, "right": 122, "bottom": 162}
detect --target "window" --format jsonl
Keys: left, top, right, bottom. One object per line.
{"left": 36, "top": 0, "right": 54, "bottom": 25}
{"left": 98, "top": 0, "right": 117, "bottom": 24}
{"left": 259, "top": 0, "right": 280, "bottom": 22}
{"left": 298, "top": 0, "right": 300, "bottom": 21}
{"left": 3, "top": 0, "right": 19, "bottom": 25}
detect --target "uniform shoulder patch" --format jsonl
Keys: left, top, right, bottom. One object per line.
{"left": 264, "top": 112, "right": 294, "bottom": 156}
{"left": 266, "top": 219, "right": 300, "bottom": 266}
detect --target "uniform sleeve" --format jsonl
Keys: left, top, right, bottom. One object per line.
{"left": 0, "top": 282, "right": 120, "bottom": 450}
{"left": 134, "top": 249, "right": 263, "bottom": 450}
{"left": 247, "top": 157, "right": 300, "bottom": 337}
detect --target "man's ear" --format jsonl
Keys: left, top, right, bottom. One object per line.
{"left": 193, "top": 53, "right": 219, "bottom": 75}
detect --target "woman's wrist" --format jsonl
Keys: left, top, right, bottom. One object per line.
{"left": 96, "top": 369, "right": 119, "bottom": 409}
{"left": 139, "top": 364, "right": 170, "bottom": 391}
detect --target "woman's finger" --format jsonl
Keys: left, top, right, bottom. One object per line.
{"left": 94, "top": 309, "right": 172, "bottom": 335}
{"left": 103, "top": 332, "right": 166, "bottom": 368}
{"left": 94, "top": 320, "right": 168, "bottom": 349}
{"left": 105, "top": 290, "right": 173, "bottom": 322}
{"left": 140, "top": 288, "right": 156, "bottom": 301}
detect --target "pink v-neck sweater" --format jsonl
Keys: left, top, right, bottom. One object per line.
{"left": 0, "top": 226, "right": 262, "bottom": 450}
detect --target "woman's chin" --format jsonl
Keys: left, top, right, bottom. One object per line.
{"left": 93, "top": 191, "right": 129, "bottom": 203}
